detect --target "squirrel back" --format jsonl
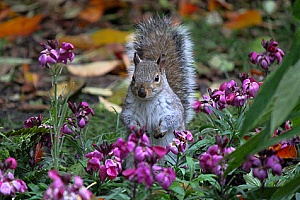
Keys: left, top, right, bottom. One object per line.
{"left": 126, "top": 16, "right": 196, "bottom": 123}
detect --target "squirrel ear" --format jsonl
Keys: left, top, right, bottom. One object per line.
{"left": 156, "top": 54, "right": 166, "bottom": 71}
{"left": 134, "top": 52, "right": 141, "bottom": 66}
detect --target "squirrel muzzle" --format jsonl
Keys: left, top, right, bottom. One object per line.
{"left": 138, "top": 87, "right": 147, "bottom": 98}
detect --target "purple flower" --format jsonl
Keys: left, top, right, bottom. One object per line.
{"left": 192, "top": 100, "right": 202, "bottom": 113}
{"left": 43, "top": 170, "right": 92, "bottom": 200}
{"left": 38, "top": 39, "right": 75, "bottom": 68}
{"left": 249, "top": 38, "right": 284, "bottom": 71}
{"left": 154, "top": 167, "right": 176, "bottom": 189}
{"left": 242, "top": 79, "right": 260, "bottom": 98}
{"left": 253, "top": 168, "right": 268, "bottom": 181}
{"left": 23, "top": 114, "right": 43, "bottom": 128}
{"left": 60, "top": 123, "right": 73, "bottom": 134}
{"left": 4, "top": 157, "right": 17, "bottom": 169}
{"left": 67, "top": 101, "right": 95, "bottom": 130}
{"left": 57, "top": 42, "right": 75, "bottom": 64}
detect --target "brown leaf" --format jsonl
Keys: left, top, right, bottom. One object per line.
{"left": 208, "top": 0, "right": 233, "bottom": 11}
{"left": 79, "top": 5, "right": 104, "bottom": 23}
{"left": 67, "top": 60, "right": 121, "bottom": 77}
{"left": 91, "top": 29, "right": 130, "bottom": 46}
{"left": 99, "top": 96, "right": 122, "bottom": 113}
{"left": 223, "top": 10, "right": 262, "bottom": 30}
{"left": 0, "top": 15, "right": 43, "bottom": 38}
{"left": 179, "top": 2, "right": 199, "bottom": 16}
{"left": 49, "top": 78, "right": 85, "bottom": 99}
{"left": 18, "top": 103, "right": 49, "bottom": 112}
{"left": 59, "top": 34, "right": 95, "bottom": 50}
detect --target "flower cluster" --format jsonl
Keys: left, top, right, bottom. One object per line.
{"left": 38, "top": 39, "right": 75, "bottom": 68}
{"left": 0, "top": 157, "right": 28, "bottom": 197}
{"left": 167, "top": 130, "right": 194, "bottom": 155}
{"left": 85, "top": 141, "right": 122, "bottom": 182}
{"left": 193, "top": 74, "right": 260, "bottom": 114}
{"left": 199, "top": 135, "right": 235, "bottom": 185}
{"left": 242, "top": 150, "right": 282, "bottom": 182}
{"left": 43, "top": 170, "right": 92, "bottom": 200}
{"left": 249, "top": 38, "right": 284, "bottom": 71}
{"left": 61, "top": 102, "right": 95, "bottom": 135}
{"left": 119, "top": 127, "right": 176, "bottom": 189}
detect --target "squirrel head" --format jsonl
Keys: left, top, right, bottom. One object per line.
{"left": 130, "top": 52, "right": 166, "bottom": 100}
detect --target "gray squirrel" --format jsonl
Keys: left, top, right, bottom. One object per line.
{"left": 121, "top": 16, "right": 196, "bottom": 149}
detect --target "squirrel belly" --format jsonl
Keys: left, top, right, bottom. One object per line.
{"left": 121, "top": 16, "right": 196, "bottom": 148}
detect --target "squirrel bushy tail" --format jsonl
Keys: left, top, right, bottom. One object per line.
{"left": 126, "top": 16, "right": 196, "bottom": 123}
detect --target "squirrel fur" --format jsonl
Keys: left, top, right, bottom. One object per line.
{"left": 121, "top": 16, "right": 196, "bottom": 148}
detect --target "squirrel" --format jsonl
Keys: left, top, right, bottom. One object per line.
{"left": 121, "top": 16, "right": 196, "bottom": 149}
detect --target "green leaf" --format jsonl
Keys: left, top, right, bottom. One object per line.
{"left": 169, "top": 181, "right": 185, "bottom": 199}
{"left": 241, "top": 28, "right": 300, "bottom": 135}
{"left": 271, "top": 174, "right": 300, "bottom": 200}
{"left": 186, "top": 156, "right": 195, "bottom": 181}
{"left": 225, "top": 126, "right": 270, "bottom": 174}
{"left": 293, "top": 0, "right": 300, "bottom": 20}
{"left": 271, "top": 60, "right": 300, "bottom": 131}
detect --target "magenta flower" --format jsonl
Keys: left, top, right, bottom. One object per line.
{"left": 192, "top": 100, "right": 202, "bottom": 113}
{"left": 134, "top": 146, "right": 153, "bottom": 162}
{"left": 43, "top": 170, "right": 92, "bottom": 200}
{"left": 23, "top": 114, "right": 43, "bottom": 128}
{"left": 57, "top": 42, "right": 75, "bottom": 64}
{"left": 85, "top": 150, "right": 103, "bottom": 171}
{"left": 242, "top": 78, "right": 260, "bottom": 98}
{"left": 0, "top": 158, "right": 28, "bottom": 197}
{"left": 249, "top": 38, "right": 284, "bottom": 72}
{"left": 68, "top": 101, "right": 95, "bottom": 129}
{"left": 38, "top": 39, "right": 75, "bottom": 68}
{"left": 154, "top": 167, "right": 176, "bottom": 189}
{"left": 4, "top": 158, "right": 17, "bottom": 169}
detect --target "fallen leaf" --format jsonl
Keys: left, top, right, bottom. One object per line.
{"left": 179, "top": 2, "right": 199, "bottom": 16}
{"left": 67, "top": 60, "right": 121, "bottom": 77}
{"left": 82, "top": 87, "right": 113, "bottom": 97}
{"left": 276, "top": 145, "right": 297, "bottom": 159}
{"left": 49, "top": 78, "right": 85, "bottom": 98}
{"left": 208, "top": 0, "right": 233, "bottom": 11}
{"left": 0, "top": 14, "right": 43, "bottom": 38}
{"left": 23, "top": 64, "right": 39, "bottom": 89}
{"left": 223, "top": 10, "right": 262, "bottom": 30}
{"left": 59, "top": 34, "right": 95, "bottom": 50}
{"left": 18, "top": 103, "right": 49, "bottom": 112}
{"left": 35, "top": 142, "right": 43, "bottom": 164}
{"left": 79, "top": 5, "right": 104, "bottom": 23}
{"left": 91, "top": 29, "right": 130, "bottom": 46}
{"left": 99, "top": 96, "right": 122, "bottom": 113}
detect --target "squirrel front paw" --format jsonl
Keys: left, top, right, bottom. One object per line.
{"left": 153, "top": 126, "right": 166, "bottom": 139}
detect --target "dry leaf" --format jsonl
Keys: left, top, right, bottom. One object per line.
{"left": 79, "top": 5, "right": 104, "bottom": 23}
{"left": 23, "top": 64, "right": 39, "bottom": 89}
{"left": 208, "top": 0, "right": 233, "bottom": 11}
{"left": 179, "top": 2, "right": 199, "bottom": 16}
{"left": 67, "top": 60, "right": 121, "bottom": 77}
{"left": 18, "top": 103, "right": 49, "bottom": 112}
{"left": 223, "top": 10, "right": 262, "bottom": 30}
{"left": 99, "top": 96, "right": 122, "bottom": 113}
{"left": 91, "top": 29, "right": 130, "bottom": 46}
{"left": 49, "top": 78, "right": 85, "bottom": 98}
{"left": 59, "top": 34, "right": 95, "bottom": 50}
{"left": 0, "top": 15, "right": 43, "bottom": 38}
{"left": 82, "top": 87, "right": 113, "bottom": 97}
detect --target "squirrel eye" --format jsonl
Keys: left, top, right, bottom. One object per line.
{"left": 154, "top": 74, "right": 160, "bottom": 82}
{"left": 132, "top": 75, "right": 135, "bottom": 82}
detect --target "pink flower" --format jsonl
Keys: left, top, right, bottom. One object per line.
{"left": 4, "top": 157, "right": 17, "bottom": 169}
{"left": 134, "top": 146, "right": 153, "bottom": 162}
{"left": 154, "top": 167, "right": 176, "bottom": 189}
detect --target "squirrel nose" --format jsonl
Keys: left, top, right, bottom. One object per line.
{"left": 138, "top": 87, "right": 147, "bottom": 98}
